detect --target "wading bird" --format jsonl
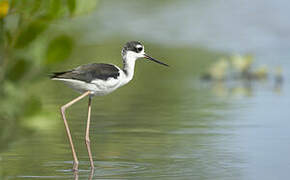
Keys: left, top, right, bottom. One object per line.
{"left": 50, "top": 41, "right": 168, "bottom": 171}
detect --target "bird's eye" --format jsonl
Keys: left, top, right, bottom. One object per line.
{"left": 137, "top": 47, "right": 143, "bottom": 52}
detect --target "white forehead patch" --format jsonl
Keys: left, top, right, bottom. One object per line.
{"left": 136, "top": 44, "right": 143, "bottom": 49}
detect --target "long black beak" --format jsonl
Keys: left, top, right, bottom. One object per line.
{"left": 144, "top": 54, "right": 169, "bottom": 67}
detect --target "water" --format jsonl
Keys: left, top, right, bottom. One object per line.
{"left": 1, "top": 0, "right": 290, "bottom": 179}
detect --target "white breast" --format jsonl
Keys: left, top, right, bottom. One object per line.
{"left": 90, "top": 77, "right": 122, "bottom": 95}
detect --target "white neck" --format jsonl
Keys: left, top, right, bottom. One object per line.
{"left": 121, "top": 52, "right": 138, "bottom": 85}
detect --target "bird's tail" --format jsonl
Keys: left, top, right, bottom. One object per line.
{"left": 49, "top": 71, "right": 71, "bottom": 79}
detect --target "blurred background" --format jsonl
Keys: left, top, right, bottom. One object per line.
{"left": 0, "top": 0, "right": 289, "bottom": 179}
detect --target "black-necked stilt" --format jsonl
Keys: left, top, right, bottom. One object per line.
{"left": 50, "top": 41, "right": 168, "bottom": 171}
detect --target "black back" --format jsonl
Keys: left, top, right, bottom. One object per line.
{"left": 50, "top": 63, "right": 120, "bottom": 82}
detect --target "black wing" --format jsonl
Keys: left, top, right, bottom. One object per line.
{"left": 50, "top": 63, "right": 120, "bottom": 82}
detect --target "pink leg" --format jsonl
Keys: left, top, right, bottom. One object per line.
{"left": 85, "top": 96, "right": 95, "bottom": 169}
{"left": 60, "top": 91, "right": 91, "bottom": 171}
{"left": 89, "top": 168, "right": 95, "bottom": 180}
{"left": 73, "top": 170, "right": 79, "bottom": 180}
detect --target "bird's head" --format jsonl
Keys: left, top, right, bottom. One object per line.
{"left": 121, "top": 41, "right": 169, "bottom": 67}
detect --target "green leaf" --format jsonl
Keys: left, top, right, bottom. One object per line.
{"left": 30, "top": 0, "right": 42, "bottom": 15}
{"left": 14, "top": 18, "right": 49, "bottom": 48}
{"left": 45, "top": 35, "right": 74, "bottom": 64}
{"left": 71, "top": 0, "right": 98, "bottom": 16}
{"left": 6, "top": 58, "right": 30, "bottom": 81}
{"left": 23, "top": 96, "right": 42, "bottom": 117}
{"left": 67, "top": 0, "right": 76, "bottom": 15}
{"left": 5, "top": 30, "right": 12, "bottom": 46}
{"left": 48, "top": 0, "right": 62, "bottom": 18}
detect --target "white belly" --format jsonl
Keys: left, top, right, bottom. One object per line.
{"left": 53, "top": 77, "right": 122, "bottom": 96}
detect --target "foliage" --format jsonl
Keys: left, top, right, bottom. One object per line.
{"left": 0, "top": 0, "right": 99, "bottom": 83}
{"left": 0, "top": 1, "right": 9, "bottom": 19}
{"left": 45, "top": 34, "right": 74, "bottom": 64}
{"left": 0, "top": 0, "right": 99, "bottom": 146}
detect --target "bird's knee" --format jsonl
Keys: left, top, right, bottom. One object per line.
{"left": 60, "top": 106, "right": 66, "bottom": 113}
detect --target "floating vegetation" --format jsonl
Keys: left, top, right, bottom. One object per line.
{"left": 200, "top": 54, "right": 284, "bottom": 97}
{"left": 201, "top": 58, "right": 229, "bottom": 81}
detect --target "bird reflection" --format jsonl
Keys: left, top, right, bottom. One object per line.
{"left": 74, "top": 169, "right": 95, "bottom": 180}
